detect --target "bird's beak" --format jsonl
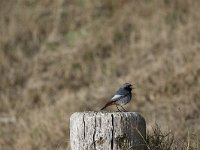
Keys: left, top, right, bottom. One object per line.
{"left": 130, "top": 85, "right": 134, "bottom": 89}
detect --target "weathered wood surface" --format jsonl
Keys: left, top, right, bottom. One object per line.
{"left": 70, "top": 111, "right": 146, "bottom": 150}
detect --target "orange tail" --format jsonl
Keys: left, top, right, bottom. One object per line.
{"left": 100, "top": 101, "right": 116, "bottom": 110}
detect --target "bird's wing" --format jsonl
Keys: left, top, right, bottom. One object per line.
{"left": 111, "top": 94, "right": 127, "bottom": 101}
{"left": 111, "top": 87, "right": 129, "bottom": 101}
{"left": 111, "top": 94, "right": 122, "bottom": 100}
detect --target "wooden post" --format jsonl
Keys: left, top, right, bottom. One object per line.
{"left": 70, "top": 112, "right": 146, "bottom": 150}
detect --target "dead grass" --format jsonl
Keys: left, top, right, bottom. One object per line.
{"left": 146, "top": 124, "right": 198, "bottom": 150}
{"left": 0, "top": 0, "right": 200, "bottom": 149}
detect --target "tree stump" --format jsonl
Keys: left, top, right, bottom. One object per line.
{"left": 70, "top": 112, "right": 146, "bottom": 150}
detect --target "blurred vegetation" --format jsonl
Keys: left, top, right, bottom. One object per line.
{"left": 0, "top": 0, "right": 200, "bottom": 149}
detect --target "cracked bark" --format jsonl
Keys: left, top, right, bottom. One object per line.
{"left": 83, "top": 114, "right": 85, "bottom": 139}
{"left": 111, "top": 114, "right": 114, "bottom": 150}
{"left": 93, "top": 115, "right": 96, "bottom": 150}
{"left": 70, "top": 112, "right": 146, "bottom": 150}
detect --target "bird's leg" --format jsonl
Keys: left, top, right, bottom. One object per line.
{"left": 120, "top": 106, "right": 128, "bottom": 112}
{"left": 116, "top": 105, "right": 122, "bottom": 112}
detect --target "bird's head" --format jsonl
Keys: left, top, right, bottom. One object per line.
{"left": 121, "top": 83, "right": 133, "bottom": 91}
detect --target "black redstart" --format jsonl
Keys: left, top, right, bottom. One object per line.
{"left": 101, "top": 83, "right": 133, "bottom": 112}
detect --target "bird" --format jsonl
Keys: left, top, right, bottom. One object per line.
{"left": 100, "top": 83, "right": 133, "bottom": 112}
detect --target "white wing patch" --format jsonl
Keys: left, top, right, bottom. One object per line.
{"left": 111, "top": 94, "right": 123, "bottom": 100}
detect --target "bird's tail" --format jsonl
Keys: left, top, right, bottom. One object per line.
{"left": 100, "top": 101, "right": 116, "bottom": 110}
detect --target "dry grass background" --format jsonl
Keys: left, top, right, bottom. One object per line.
{"left": 0, "top": 0, "right": 200, "bottom": 149}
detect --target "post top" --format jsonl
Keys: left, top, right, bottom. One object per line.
{"left": 70, "top": 111, "right": 145, "bottom": 122}
{"left": 72, "top": 111, "right": 141, "bottom": 114}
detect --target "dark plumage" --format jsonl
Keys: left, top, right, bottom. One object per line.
{"left": 101, "top": 83, "right": 133, "bottom": 112}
